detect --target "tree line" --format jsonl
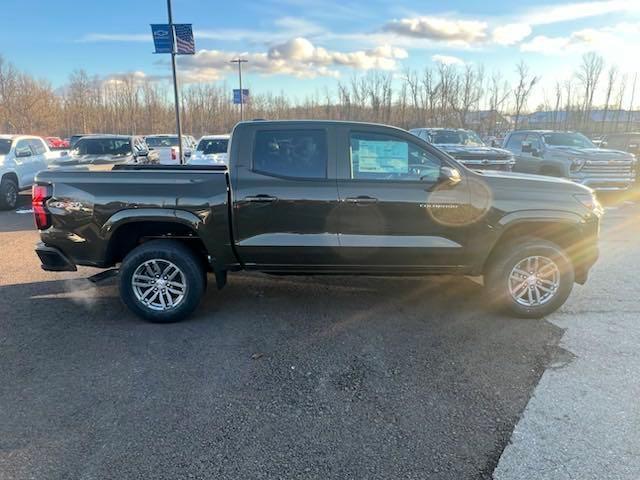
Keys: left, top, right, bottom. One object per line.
{"left": 1, "top": 52, "right": 638, "bottom": 139}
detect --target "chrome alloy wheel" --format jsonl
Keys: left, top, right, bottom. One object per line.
{"left": 6, "top": 183, "right": 17, "bottom": 207}
{"left": 131, "top": 259, "right": 187, "bottom": 311}
{"left": 508, "top": 255, "right": 560, "bottom": 307}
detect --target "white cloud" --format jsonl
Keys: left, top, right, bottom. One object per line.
{"left": 492, "top": 23, "right": 532, "bottom": 45}
{"left": 525, "top": 0, "right": 639, "bottom": 25}
{"left": 383, "top": 17, "right": 488, "bottom": 44}
{"left": 520, "top": 22, "right": 640, "bottom": 55}
{"left": 173, "top": 37, "right": 408, "bottom": 82}
{"left": 431, "top": 54, "right": 465, "bottom": 65}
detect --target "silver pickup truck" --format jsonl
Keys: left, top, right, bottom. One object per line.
{"left": 503, "top": 130, "right": 636, "bottom": 191}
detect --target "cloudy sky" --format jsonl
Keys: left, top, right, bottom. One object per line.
{"left": 2, "top": 0, "right": 640, "bottom": 104}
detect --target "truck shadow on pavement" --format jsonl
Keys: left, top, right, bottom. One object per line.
{"left": 0, "top": 272, "right": 563, "bottom": 480}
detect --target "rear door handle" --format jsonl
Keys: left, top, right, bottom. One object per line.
{"left": 244, "top": 195, "right": 278, "bottom": 203}
{"left": 345, "top": 196, "right": 378, "bottom": 205}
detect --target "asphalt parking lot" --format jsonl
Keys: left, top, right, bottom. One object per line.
{"left": 0, "top": 191, "right": 638, "bottom": 480}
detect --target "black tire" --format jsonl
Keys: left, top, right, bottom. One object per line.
{"left": 119, "top": 240, "right": 206, "bottom": 323}
{"left": 0, "top": 177, "right": 18, "bottom": 210}
{"left": 486, "top": 238, "right": 574, "bottom": 318}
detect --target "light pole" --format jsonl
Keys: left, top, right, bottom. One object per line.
{"left": 167, "top": 0, "right": 184, "bottom": 164}
{"left": 230, "top": 58, "right": 248, "bottom": 121}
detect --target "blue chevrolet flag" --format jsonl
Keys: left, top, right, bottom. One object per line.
{"left": 150, "top": 24, "right": 172, "bottom": 53}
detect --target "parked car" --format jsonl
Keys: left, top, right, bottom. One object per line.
{"left": 0, "top": 135, "right": 60, "bottom": 210}
{"left": 502, "top": 130, "right": 636, "bottom": 191}
{"left": 69, "top": 134, "right": 91, "bottom": 149}
{"left": 45, "top": 137, "right": 70, "bottom": 150}
{"left": 599, "top": 132, "right": 640, "bottom": 156}
{"left": 50, "top": 135, "right": 157, "bottom": 169}
{"left": 410, "top": 128, "right": 515, "bottom": 171}
{"left": 144, "top": 134, "right": 193, "bottom": 164}
{"left": 188, "top": 134, "right": 230, "bottom": 165}
{"left": 34, "top": 120, "right": 601, "bottom": 323}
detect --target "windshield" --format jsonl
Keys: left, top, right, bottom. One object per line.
{"left": 71, "top": 138, "right": 131, "bottom": 157}
{"left": 0, "top": 139, "right": 11, "bottom": 155}
{"left": 430, "top": 130, "right": 485, "bottom": 146}
{"left": 146, "top": 136, "right": 179, "bottom": 147}
{"left": 197, "top": 139, "right": 228, "bottom": 154}
{"left": 542, "top": 132, "right": 595, "bottom": 148}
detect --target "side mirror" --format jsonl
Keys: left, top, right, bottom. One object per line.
{"left": 600, "top": 141, "right": 608, "bottom": 148}
{"left": 439, "top": 166, "right": 462, "bottom": 187}
{"left": 15, "top": 149, "right": 32, "bottom": 158}
{"left": 137, "top": 150, "right": 149, "bottom": 157}
{"left": 521, "top": 141, "right": 532, "bottom": 153}
{"left": 185, "top": 150, "right": 192, "bottom": 157}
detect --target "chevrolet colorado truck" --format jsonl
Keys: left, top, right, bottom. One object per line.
{"left": 33, "top": 120, "right": 602, "bottom": 323}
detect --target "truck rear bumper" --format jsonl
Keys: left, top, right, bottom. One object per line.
{"left": 35, "top": 243, "right": 77, "bottom": 272}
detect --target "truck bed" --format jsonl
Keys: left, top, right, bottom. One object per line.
{"left": 34, "top": 167, "right": 236, "bottom": 269}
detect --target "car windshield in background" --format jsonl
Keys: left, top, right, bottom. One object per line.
{"left": 197, "top": 139, "right": 228, "bottom": 154}
{"left": 430, "top": 130, "right": 484, "bottom": 146}
{"left": 0, "top": 139, "right": 11, "bottom": 155}
{"left": 72, "top": 138, "right": 131, "bottom": 158}
{"left": 146, "top": 136, "right": 179, "bottom": 147}
{"left": 542, "top": 132, "right": 595, "bottom": 148}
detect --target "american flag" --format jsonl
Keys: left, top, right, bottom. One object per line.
{"left": 174, "top": 24, "right": 195, "bottom": 55}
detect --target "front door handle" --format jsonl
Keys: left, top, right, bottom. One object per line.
{"left": 345, "top": 196, "right": 378, "bottom": 205}
{"left": 244, "top": 194, "right": 278, "bottom": 203}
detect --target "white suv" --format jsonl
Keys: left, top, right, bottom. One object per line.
{"left": 0, "top": 135, "right": 54, "bottom": 210}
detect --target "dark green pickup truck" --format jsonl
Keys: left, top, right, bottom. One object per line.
{"left": 33, "top": 120, "right": 602, "bottom": 322}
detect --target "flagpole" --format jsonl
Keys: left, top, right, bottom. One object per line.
{"left": 167, "top": 0, "right": 184, "bottom": 164}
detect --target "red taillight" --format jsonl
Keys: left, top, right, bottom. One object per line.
{"left": 32, "top": 184, "right": 52, "bottom": 230}
{"left": 171, "top": 147, "right": 177, "bottom": 160}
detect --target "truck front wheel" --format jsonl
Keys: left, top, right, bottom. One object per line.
{"left": 119, "top": 240, "right": 205, "bottom": 323}
{"left": 0, "top": 177, "right": 18, "bottom": 210}
{"left": 486, "top": 239, "right": 574, "bottom": 318}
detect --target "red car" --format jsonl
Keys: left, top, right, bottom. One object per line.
{"left": 45, "top": 137, "right": 70, "bottom": 149}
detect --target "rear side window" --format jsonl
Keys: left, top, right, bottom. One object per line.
{"left": 29, "top": 138, "right": 47, "bottom": 155}
{"left": 253, "top": 129, "right": 327, "bottom": 179}
{"left": 505, "top": 132, "right": 526, "bottom": 151}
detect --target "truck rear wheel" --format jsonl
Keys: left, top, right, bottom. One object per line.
{"left": 0, "top": 177, "right": 18, "bottom": 210}
{"left": 119, "top": 240, "right": 205, "bottom": 323}
{"left": 486, "top": 239, "right": 574, "bottom": 318}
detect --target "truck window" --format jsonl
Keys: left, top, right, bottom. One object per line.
{"left": 350, "top": 132, "right": 441, "bottom": 182}
{"left": 605, "top": 135, "right": 627, "bottom": 150}
{"left": 28, "top": 138, "right": 47, "bottom": 155}
{"left": 14, "top": 140, "right": 32, "bottom": 157}
{"left": 0, "top": 139, "right": 12, "bottom": 155}
{"left": 253, "top": 130, "right": 327, "bottom": 179}
{"left": 505, "top": 132, "right": 526, "bottom": 151}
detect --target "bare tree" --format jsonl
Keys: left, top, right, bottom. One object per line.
{"left": 512, "top": 61, "right": 539, "bottom": 130}
{"left": 601, "top": 66, "right": 617, "bottom": 134}
{"left": 575, "top": 52, "right": 604, "bottom": 131}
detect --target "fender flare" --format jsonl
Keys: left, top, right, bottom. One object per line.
{"left": 497, "top": 209, "right": 586, "bottom": 228}
{"left": 101, "top": 208, "right": 205, "bottom": 241}
{"left": 1, "top": 168, "right": 20, "bottom": 189}
{"left": 474, "top": 209, "right": 588, "bottom": 275}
